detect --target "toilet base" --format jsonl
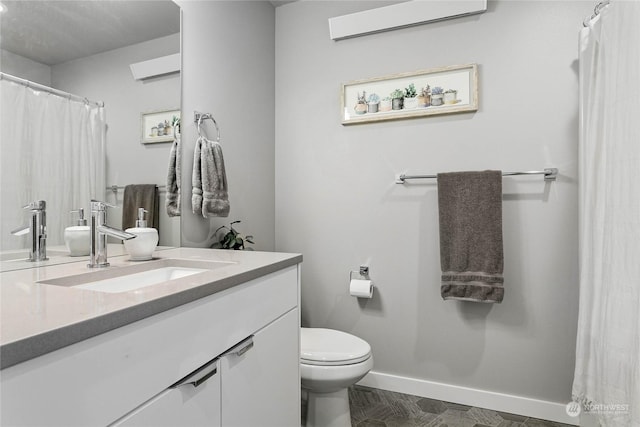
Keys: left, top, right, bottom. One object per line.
{"left": 306, "top": 388, "right": 351, "bottom": 427}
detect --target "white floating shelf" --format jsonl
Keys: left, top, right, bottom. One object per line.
{"left": 328, "top": 0, "right": 487, "bottom": 41}
{"left": 130, "top": 53, "right": 180, "bottom": 81}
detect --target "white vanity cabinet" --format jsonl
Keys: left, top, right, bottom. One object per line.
{"left": 111, "top": 308, "right": 300, "bottom": 427}
{"left": 0, "top": 264, "right": 300, "bottom": 427}
{"left": 220, "top": 309, "right": 300, "bottom": 427}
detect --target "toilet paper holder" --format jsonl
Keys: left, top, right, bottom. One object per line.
{"left": 350, "top": 266, "right": 369, "bottom": 281}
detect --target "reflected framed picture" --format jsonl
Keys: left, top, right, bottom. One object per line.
{"left": 141, "top": 109, "right": 180, "bottom": 144}
{"left": 341, "top": 64, "right": 478, "bottom": 125}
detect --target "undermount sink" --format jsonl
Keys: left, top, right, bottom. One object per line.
{"left": 38, "top": 258, "right": 235, "bottom": 293}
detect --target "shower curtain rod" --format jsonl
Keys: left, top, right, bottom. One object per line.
{"left": 0, "top": 72, "right": 104, "bottom": 108}
{"left": 583, "top": 0, "right": 610, "bottom": 26}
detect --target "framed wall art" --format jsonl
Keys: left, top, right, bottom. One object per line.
{"left": 341, "top": 64, "right": 478, "bottom": 125}
{"left": 141, "top": 109, "right": 180, "bottom": 144}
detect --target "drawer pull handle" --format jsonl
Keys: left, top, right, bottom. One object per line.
{"left": 171, "top": 358, "right": 218, "bottom": 389}
{"left": 235, "top": 339, "right": 254, "bottom": 356}
{"left": 223, "top": 335, "right": 255, "bottom": 358}
{"left": 189, "top": 366, "right": 217, "bottom": 388}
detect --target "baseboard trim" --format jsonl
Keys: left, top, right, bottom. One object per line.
{"left": 357, "top": 371, "right": 579, "bottom": 426}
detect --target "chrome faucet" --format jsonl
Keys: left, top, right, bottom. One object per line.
{"left": 11, "top": 200, "right": 48, "bottom": 262}
{"left": 88, "top": 200, "right": 136, "bottom": 268}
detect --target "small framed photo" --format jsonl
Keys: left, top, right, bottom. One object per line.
{"left": 141, "top": 109, "right": 180, "bottom": 144}
{"left": 341, "top": 64, "right": 478, "bottom": 125}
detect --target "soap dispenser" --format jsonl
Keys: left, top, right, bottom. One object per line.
{"left": 64, "top": 208, "right": 91, "bottom": 256}
{"left": 124, "top": 208, "right": 158, "bottom": 261}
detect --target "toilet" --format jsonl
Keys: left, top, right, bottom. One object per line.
{"left": 301, "top": 328, "right": 373, "bottom": 427}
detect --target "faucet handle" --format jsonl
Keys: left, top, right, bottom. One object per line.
{"left": 90, "top": 200, "right": 118, "bottom": 211}
{"left": 23, "top": 200, "right": 46, "bottom": 211}
{"left": 10, "top": 224, "right": 30, "bottom": 236}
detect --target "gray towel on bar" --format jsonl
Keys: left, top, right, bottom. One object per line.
{"left": 437, "top": 170, "right": 504, "bottom": 303}
{"left": 165, "top": 135, "right": 181, "bottom": 217}
{"left": 123, "top": 184, "right": 159, "bottom": 233}
{"left": 192, "top": 136, "right": 230, "bottom": 217}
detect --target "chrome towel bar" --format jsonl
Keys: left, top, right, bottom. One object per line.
{"left": 395, "top": 168, "right": 558, "bottom": 184}
{"left": 107, "top": 185, "right": 165, "bottom": 193}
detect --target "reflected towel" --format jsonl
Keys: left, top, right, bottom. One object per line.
{"left": 192, "top": 137, "right": 203, "bottom": 216}
{"left": 437, "top": 170, "right": 504, "bottom": 303}
{"left": 166, "top": 135, "right": 181, "bottom": 217}
{"left": 123, "top": 184, "right": 159, "bottom": 232}
{"left": 192, "top": 136, "right": 230, "bottom": 217}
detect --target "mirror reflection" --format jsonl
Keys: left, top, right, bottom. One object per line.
{"left": 0, "top": 1, "right": 181, "bottom": 271}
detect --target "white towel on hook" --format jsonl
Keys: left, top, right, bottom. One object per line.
{"left": 192, "top": 136, "right": 230, "bottom": 217}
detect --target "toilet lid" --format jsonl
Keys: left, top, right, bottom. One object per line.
{"left": 301, "top": 328, "right": 371, "bottom": 366}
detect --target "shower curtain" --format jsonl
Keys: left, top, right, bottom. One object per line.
{"left": 573, "top": 2, "right": 640, "bottom": 426}
{"left": 0, "top": 79, "right": 106, "bottom": 250}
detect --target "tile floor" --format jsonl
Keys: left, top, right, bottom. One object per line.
{"left": 302, "top": 385, "right": 576, "bottom": 427}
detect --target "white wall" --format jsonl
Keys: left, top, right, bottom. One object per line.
{"left": 177, "top": 1, "right": 276, "bottom": 251}
{"left": 275, "top": 0, "right": 588, "bottom": 405}
{"left": 51, "top": 34, "right": 181, "bottom": 246}
{"left": 1, "top": 49, "right": 51, "bottom": 86}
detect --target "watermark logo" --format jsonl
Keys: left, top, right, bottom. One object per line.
{"left": 566, "top": 401, "right": 582, "bottom": 417}
{"left": 566, "top": 401, "right": 630, "bottom": 417}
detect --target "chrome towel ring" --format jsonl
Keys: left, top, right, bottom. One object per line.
{"left": 194, "top": 111, "right": 221, "bottom": 141}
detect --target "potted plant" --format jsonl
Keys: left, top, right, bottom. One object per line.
{"left": 163, "top": 120, "right": 172, "bottom": 136}
{"left": 417, "top": 85, "right": 431, "bottom": 107}
{"left": 211, "top": 220, "right": 254, "bottom": 250}
{"left": 354, "top": 91, "right": 367, "bottom": 115}
{"left": 171, "top": 116, "right": 181, "bottom": 136}
{"left": 391, "top": 89, "right": 404, "bottom": 110}
{"left": 403, "top": 83, "right": 418, "bottom": 109}
{"left": 380, "top": 96, "right": 392, "bottom": 112}
{"left": 367, "top": 93, "right": 380, "bottom": 113}
{"left": 431, "top": 86, "right": 444, "bottom": 106}
{"left": 444, "top": 89, "right": 458, "bottom": 104}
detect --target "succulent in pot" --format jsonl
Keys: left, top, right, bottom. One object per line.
{"left": 367, "top": 93, "right": 380, "bottom": 113}
{"left": 444, "top": 89, "right": 458, "bottom": 104}
{"left": 354, "top": 91, "right": 367, "bottom": 115}
{"left": 380, "top": 96, "right": 392, "bottom": 112}
{"left": 390, "top": 89, "right": 404, "bottom": 110}
{"left": 431, "top": 86, "right": 444, "bottom": 106}
{"left": 403, "top": 83, "right": 418, "bottom": 109}
{"left": 417, "top": 85, "right": 431, "bottom": 107}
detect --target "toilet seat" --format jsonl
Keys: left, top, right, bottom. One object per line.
{"left": 301, "top": 328, "right": 371, "bottom": 366}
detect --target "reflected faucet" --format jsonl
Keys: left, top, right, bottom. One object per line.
{"left": 11, "top": 200, "right": 48, "bottom": 262}
{"left": 88, "top": 200, "right": 136, "bottom": 268}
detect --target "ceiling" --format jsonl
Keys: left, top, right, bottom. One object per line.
{"left": 0, "top": 1, "right": 180, "bottom": 66}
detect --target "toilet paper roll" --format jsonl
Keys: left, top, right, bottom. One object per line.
{"left": 350, "top": 279, "right": 374, "bottom": 298}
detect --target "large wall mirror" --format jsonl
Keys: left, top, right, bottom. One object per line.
{"left": 0, "top": 0, "right": 181, "bottom": 271}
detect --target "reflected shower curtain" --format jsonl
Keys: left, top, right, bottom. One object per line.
{"left": 0, "top": 79, "right": 106, "bottom": 250}
{"left": 573, "top": 2, "right": 640, "bottom": 426}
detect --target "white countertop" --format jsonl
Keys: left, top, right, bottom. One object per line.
{"left": 0, "top": 247, "right": 302, "bottom": 369}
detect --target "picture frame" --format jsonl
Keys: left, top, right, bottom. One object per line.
{"left": 141, "top": 109, "right": 180, "bottom": 144}
{"left": 341, "top": 64, "right": 478, "bottom": 125}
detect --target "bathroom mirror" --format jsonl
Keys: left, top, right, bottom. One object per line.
{"left": 0, "top": 0, "right": 181, "bottom": 271}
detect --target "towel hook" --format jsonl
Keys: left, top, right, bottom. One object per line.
{"left": 194, "top": 111, "right": 221, "bottom": 142}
